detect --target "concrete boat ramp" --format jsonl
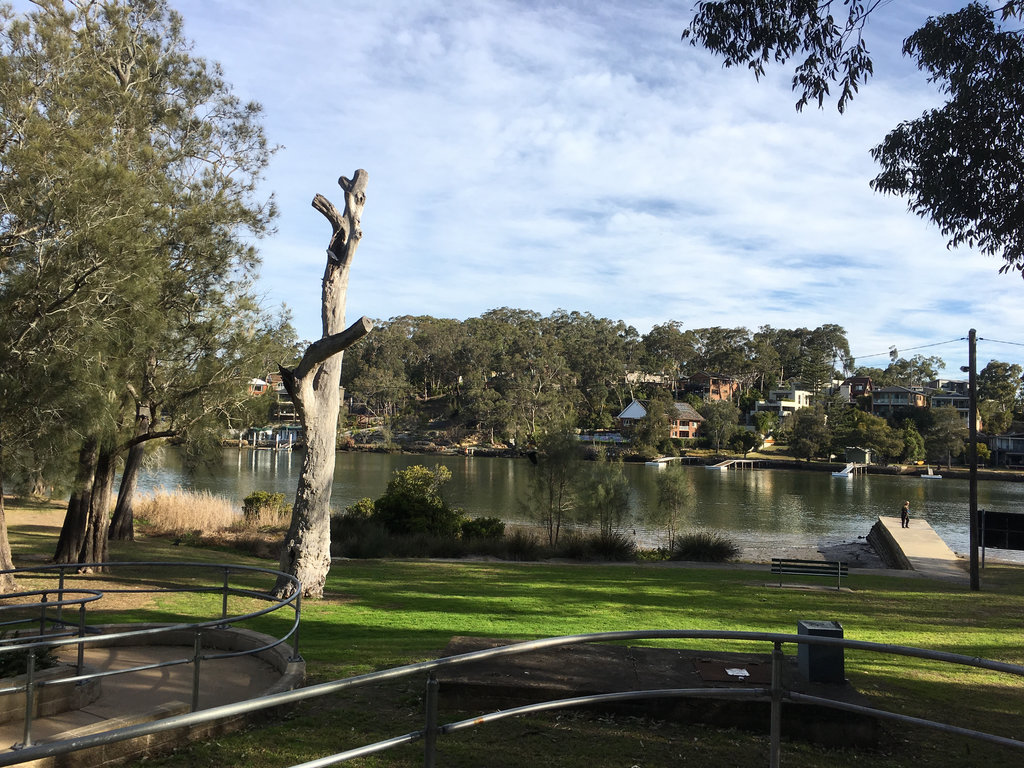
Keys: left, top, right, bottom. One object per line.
{"left": 868, "top": 516, "right": 968, "bottom": 582}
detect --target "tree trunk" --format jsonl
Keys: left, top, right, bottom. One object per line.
{"left": 79, "top": 444, "right": 116, "bottom": 568}
{"left": 0, "top": 438, "right": 17, "bottom": 592}
{"left": 110, "top": 406, "right": 151, "bottom": 541}
{"left": 275, "top": 171, "right": 373, "bottom": 599}
{"left": 55, "top": 437, "right": 98, "bottom": 564}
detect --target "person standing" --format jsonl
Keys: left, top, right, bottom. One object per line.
{"left": 900, "top": 500, "right": 910, "bottom": 529}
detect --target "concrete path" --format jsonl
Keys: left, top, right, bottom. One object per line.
{"left": 1, "top": 645, "right": 282, "bottom": 752}
{"left": 874, "top": 516, "right": 968, "bottom": 583}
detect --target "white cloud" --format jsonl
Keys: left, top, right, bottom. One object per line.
{"left": 132, "top": 1, "right": 1024, "bottom": 373}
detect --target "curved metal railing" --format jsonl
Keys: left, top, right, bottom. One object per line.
{"left": 0, "top": 562, "right": 301, "bottom": 749}
{"left": 1, "top": 626, "right": 1021, "bottom": 768}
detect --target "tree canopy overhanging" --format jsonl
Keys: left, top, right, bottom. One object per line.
{"left": 683, "top": 1, "right": 1024, "bottom": 276}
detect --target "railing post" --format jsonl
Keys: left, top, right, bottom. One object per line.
{"left": 191, "top": 631, "right": 203, "bottom": 713}
{"left": 222, "top": 567, "right": 230, "bottom": 622}
{"left": 770, "top": 641, "right": 783, "bottom": 768}
{"left": 76, "top": 602, "right": 87, "bottom": 675}
{"left": 289, "top": 591, "right": 302, "bottom": 662}
{"left": 56, "top": 568, "right": 66, "bottom": 625}
{"left": 423, "top": 673, "right": 439, "bottom": 768}
{"left": 21, "top": 648, "right": 36, "bottom": 749}
{"left": 38, "top": 593, "right": 48, "bottom": 636}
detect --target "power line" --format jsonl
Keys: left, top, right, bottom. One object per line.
{"left": 850, "top": 338, "right": 965, "bottom": 362}
{"left": 978, "top": 337, "right": 1024, "bottom": 349}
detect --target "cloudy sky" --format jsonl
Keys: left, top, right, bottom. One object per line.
{"left": 131, "top": 2, "right": 1024, "bottom": 371}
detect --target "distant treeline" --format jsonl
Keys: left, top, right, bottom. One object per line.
{"left": 339, "top": 309, "right": 865, "bottom": 441}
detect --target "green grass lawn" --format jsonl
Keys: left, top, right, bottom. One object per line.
{"left": 5, "top": 503, "right": 1024, "bottom": 768}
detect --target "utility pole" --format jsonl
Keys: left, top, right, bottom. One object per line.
{"left": 968, "top": 329, "right": 980, "bottom": 591}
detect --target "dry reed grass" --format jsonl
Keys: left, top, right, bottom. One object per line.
{"left": 134, "top": 487, "right": 273, "bottom": 535}
{"left": 135, "top": 488, "right": 289, "bottom": 560}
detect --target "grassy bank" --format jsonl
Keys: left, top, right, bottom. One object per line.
{"left": 4, "top": 502, "right": 1024, "bottom": 767}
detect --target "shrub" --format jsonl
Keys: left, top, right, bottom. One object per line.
{"left": 671, "top": 531, "right": 739, "bottom": 562}
{"left": 0, "top": 634, "right": 59, "bottom": 678}
{"left": 330, "top": 515, "right": 392, "bottom": 559}
{"left": 588, "top": 531, "right": 637, "bottom": 561}
{"left": 371, "top": 465, "right": 463, "bottom": 538}
{"left": 500, "top": 528, "right": 541, "bottom": 561}
{"left": 461, "top": 516, "right": 505, "bottom": 540}
{"left": 556, "top": 532, "right": 590, "bottom": 560}
{"left": 344, "top": 497, "right": 376, "bottom": 519}
{"left": 242, "top": 491, "right": 289, "bottom": 523}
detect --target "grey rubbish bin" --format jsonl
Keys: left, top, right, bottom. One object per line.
{"left": 797, "top": 620, "right": 844, "bottom": 684}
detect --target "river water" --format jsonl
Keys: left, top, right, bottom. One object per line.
{"left": 137, "top": 449, "right": 1024, "bottom": 559}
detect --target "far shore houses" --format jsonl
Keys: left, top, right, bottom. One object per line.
{"left": 615, "top": 370, "right": 998, "bottom": 460}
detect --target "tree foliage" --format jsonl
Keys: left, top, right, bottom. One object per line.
{"left": 653, "top": 463, "right": 689, "bottom": 549}
{"left": 372, "top": 464, "right": 463, "bottom": 538}
{"left": 684, "top": 2, "right": 1024, "bottom": 276}
{"left": 789, "top": 404, "right": 830, "bottom": 460}
{"left": 523, "top": 424, "right": 583, "bottom": 546}
{"left": 0, "top": 0, "right": 285, "bottom": 570}
{"left": 699, "top": 400, "right": 740, "bottom": 451}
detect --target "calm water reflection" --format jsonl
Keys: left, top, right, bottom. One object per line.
{"left": 138, "top": 449, "right": 1024, "bottom": 556}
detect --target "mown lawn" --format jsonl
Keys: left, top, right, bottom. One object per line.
{"left": 5, "top": 503, "right": 1024, "bottom": 767}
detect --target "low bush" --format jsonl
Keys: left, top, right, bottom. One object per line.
{"left": 588, "top": 531, "right": 637, "bottom": 561}
{"left": 671, "top": 531, "right": 739, "bottom": 562}
{"left": 461, "top": 516, "right": 505, "bottom": 540}
{"left": 371, "top": 465, "right": 463, "bottom": 538}
{"left": 556, "top": 532, "right": 590, "bottom": 560}
{"left": 242, "top": 491, "right": 289, "bottom": 524}
{"left": 330, "top": 514, "right": 392, "bottom": 559}
{"left": 500, "top": 528, "right": 541, "bottom": 561}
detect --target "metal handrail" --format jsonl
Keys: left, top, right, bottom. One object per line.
{"left": 0, "top": 562, "right": 301, "bottom": 749}
{"left": 1, "top": 628, "right": 1021, "bottom": 768}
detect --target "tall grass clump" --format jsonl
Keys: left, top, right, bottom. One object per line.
{"left": 240, "top": 491, "right": 291, "bottom": 529}
{"left": 671, "top": 530, "right": 740, "bottom": 562}
{"left": 135, "top": 488, "right": 238, "bottom": 535}
{"left": 588, "top": 531, "right": 637, "bottom": 561}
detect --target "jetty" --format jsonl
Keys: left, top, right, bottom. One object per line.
{"left": 867, "top": 516, "right": 966, "bottom": 582}
{"left": 644, "top": 456, "right": 704, "bottom": 468}
{"left": 831, "top": 462, "right": 866, "bottom": 478}
{"left": 705, "top": 458, "right": 758, "bottom": 471}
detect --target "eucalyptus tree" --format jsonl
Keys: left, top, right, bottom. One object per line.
{"left": 551, "top": 310, "right": 639, "bottom": 430}
{"left": 689, "top": 326, "right": 753, "bottom": 376}
{"left": 789, "top": 405, "right": 831, "bottom": 461}
{"left": 699, "top": 400, "right": 740, "bottom": 452}
{"left": 978, "top": 360, "right": 1024, "bottom": 433}
{"left": 469, "top": 308, "right": 574, "bottom": 443}
{"left": 640, "top": 321, "right": 697, "bottom": 382}
{"left": 345, "top": 317, "right": 416, "bottom": 425}
{"left": 522, "top": 423, "right": 583, "bottom": 546}
{"left": 926, "top": 405, "right": 968, "bottom": 468}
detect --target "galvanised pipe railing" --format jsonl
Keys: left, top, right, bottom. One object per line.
{"left": 0, "top": 629, "right": 1021, "bottom": 768}
{"left": 0, "top": 562, "right": 301, "bottom": 749}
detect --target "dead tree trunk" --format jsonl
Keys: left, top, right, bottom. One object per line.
{"left": 274, "top": 171, "right": 373, "bottom": 599}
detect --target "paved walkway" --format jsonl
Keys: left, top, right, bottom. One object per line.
{"left": 1, "top": 645, "right": 282, "bottom": 752}
{"left": 874, "top": 516, "right": 968, "bottom": 582}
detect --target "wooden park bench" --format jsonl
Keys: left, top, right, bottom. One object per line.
{"left": 770, "top": 558, "right": 848, "bottom": 590}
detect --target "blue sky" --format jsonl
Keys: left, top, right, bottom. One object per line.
{"left": 23, "top": 0, "right": 1024, "bottom": 373}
